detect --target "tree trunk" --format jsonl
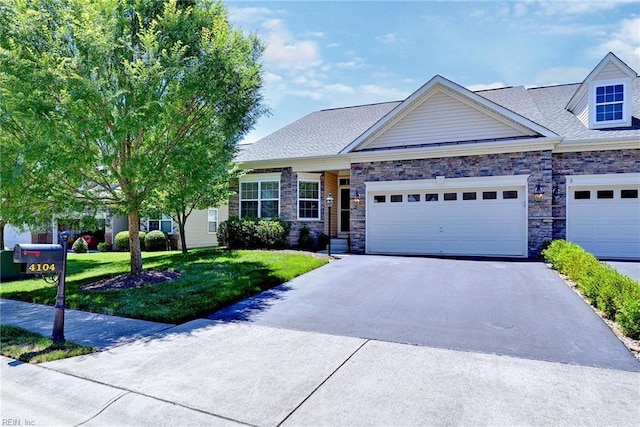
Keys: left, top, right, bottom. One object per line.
{"left": 128, "top": 211, "right": 143, "bottom": 276}
{"left": 177, "top": 214, "right": 188, "bottom": 255}
{"left": 0, "top": 220, "right": 5, "bottom": 250}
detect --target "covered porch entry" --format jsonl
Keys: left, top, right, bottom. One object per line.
{"left": 323, "top": 170, "right": 357, "bottom": 252}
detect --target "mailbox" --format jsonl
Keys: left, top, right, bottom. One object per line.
{"left": 13, "top": 244, "right": 64, "bottom": 274}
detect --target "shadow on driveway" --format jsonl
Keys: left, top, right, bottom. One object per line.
{"left": 209, "top": 255, "right": 640, "bottom": 372}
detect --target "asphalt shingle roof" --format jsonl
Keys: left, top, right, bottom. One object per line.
{"left": 238, "top": 101, "right": 400, "bottom": 162}
{"left": 238, "top": 77, "right": 640, "bottom": 163}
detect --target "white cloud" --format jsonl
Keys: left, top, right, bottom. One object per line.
{"left": 302, "top": 31, "right": 325, "bottom": 38}
{"left": 289, "top": 89, "right": 324, "bottom": 101}
{"left": 534, "top": 0, "right": 635, "bottom": 16}
{"left": 465, "top": 82, "right": 507, "bottom": 91}
{"left": 513, "top": 2, "right": 528, "bottom": 17}
{"left": 360, "top": 84, "right": 410, "bottom": 101}
{"left": 261, "top": 19, "right": 322, "bottom": 68}
{"left": 228, "top": 7, "right": 274, "bottom": 25}
{"left": 376, "top": 33, "right": 397, "bottom": 44}
{"left": 324, "top": 83, "right": 355, "bottom": 95}
{"left": 335, "top": 57, "right": 366, "bottom": 70}
{"left": 592, "top": 17, "right": 640, "bottom": 71}
{"left": 538, "top": 23, "right": 607, "bottom": 37}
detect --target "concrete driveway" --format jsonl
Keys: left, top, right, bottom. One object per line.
{"left": 210, "top": 255, "right": 639, "bottom": 372}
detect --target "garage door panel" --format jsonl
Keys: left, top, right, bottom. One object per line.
{"left": 367, "top": 187, "right": 526, "bottom": 257}
{"left": 568, "top": 183, "right": 640, "bottom": 259}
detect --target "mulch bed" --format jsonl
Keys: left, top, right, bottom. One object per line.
{"left": 81, "top": 270, "right": 181, "bottom": 291}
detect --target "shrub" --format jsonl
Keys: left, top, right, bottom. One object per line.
{"left": 617, "top": 299, "right": 640, "bottom": 339}
{"left": 217, "top": 217, "right": 290, "bottom": 249}
{"left": 298, "top": 225, "right": 314, "bottom": 251}
{"left": 114, "top": 231, "right": 130, "bottom": 251}
{"left": 256, "top": 219, "right": 290, "bottom": 249}
{"left": 97, "top": 242, "right": 112, "bottom": 252}
{"left": 114, "top": 231, "right": 147, "bottom": 252}
{"left": 317, "top": 233, "right": 329, "bottom": 251}
{"left": 72, "top": 237, "right": 88, "bottom": 253}
{"left": 145, "top": 230, "right": 168, "bottom": 252}
{"left": 139, "top": 231, "right": 147, "bottom": 251}
{"left": 543, "top": 239, "right": 640, "bottom": 340}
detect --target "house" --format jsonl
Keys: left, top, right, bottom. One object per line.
{"left": 25, "top": 207, "right": 228, "bottom": 251}
{"left": 233, "top": 52, "right": 640, "bottom": 259}
{"left": 106, "top": 207, "right": 229, "bottom": 250}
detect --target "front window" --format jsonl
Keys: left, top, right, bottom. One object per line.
{"left": 298, "top": 180, "right": 320, "bottom": 219}
{"left": 207, "top": 208, "right": 218, "bottom": 233}
{"left": 595, "top": 84, "right": 623, "bottom": 122}
{"left": 240, "top": 180, "right": 280, "bottom": 218}
{"left": 148, "top": 214, "right": 172, "bottom": 233}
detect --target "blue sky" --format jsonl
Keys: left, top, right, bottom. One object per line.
{"left": 227, "top": 1, "right": 640, "bottom": 144}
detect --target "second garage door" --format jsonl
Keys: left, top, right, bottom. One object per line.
{"left": 366, "top": 177, "right": 528, "bottom": 257}
{"left": 566, "top": 173, "right": 640, "bottom": 260}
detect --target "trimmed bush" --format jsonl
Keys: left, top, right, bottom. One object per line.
{"left": 317, "top": 233, "right": 329, "bottom": 251}
{"left": 218, "top": 217, "right": 290, "bottom": 250}
{"left": 97, "top": 242, "right": 112, "bottom": 252}
{"left": 256, "top": 219, "right": 289, "bottom": 248}
{"left": 72, "top": 237, "right": 88, "bottom": 253}
{"left": 298, "top": 225, "right": 314, "bottom": 251}
{"left": 618, "top": 299, "right": 640, "bottom": 339}
{"left": 145, "top": 230, "right": 168, "bottom": 252}
{"left": 114, "top": 231, "right": 130, "bottom": 251}
{"left": 543, "top": 239, "right": 640, "bottom": 339}
{"left": 114, "top": 231, "right": 147, "bottom": 252}
{"left": 139, "top": 231, "right": 147, "bottom": 251}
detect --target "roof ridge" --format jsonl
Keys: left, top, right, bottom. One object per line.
{"left": 320, "top": 100, "right": 402, "bottom": 112}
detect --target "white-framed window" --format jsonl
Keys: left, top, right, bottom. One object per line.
{"left": 207, "top": 208, "right": 218, "bottom": 233}
{"left": 147, "top": 214, "right": 172, "bottom": 233}
{"left": 298, "top": 174, "right": 320, "bottom": 220}
{"left": 595, "top": 84, "right": 623, "bottom": 122}
{"left": 589, "top": 79, "right": 631, "bottom": 129}
{"left": 239, "top": 173, "right": 281, "bottom": 218}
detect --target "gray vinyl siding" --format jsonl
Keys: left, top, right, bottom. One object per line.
{"left": 363, "top": 90, "right": 533, "bottom": 151}
{"left": 181, "top": 206, "right": 229, "bottom": 248}
{"left": 594, "top": 62, "right": 629, "bottom": 81}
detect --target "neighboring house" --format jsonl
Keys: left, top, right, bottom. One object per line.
{"left": 233, "top": 52, "right": 640, "bottom": 259}
{"left": 108, "top": 207, "right": 228, "bottom": 250}
{"left": 25, "top": 206, "right": 227, "bottom": 250}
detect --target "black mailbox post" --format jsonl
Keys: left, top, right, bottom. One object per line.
{"left": 13, "top": 231, "right": 69, "bottom": 344}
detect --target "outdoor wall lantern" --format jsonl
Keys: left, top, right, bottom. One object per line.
{"left": 552, "top": 182, "right": 560, "bottom": 204}
{"left": 352, "top": 190, "right": 361, "bottom": 207}
{"left": 326, "top": 193, "right": 334, "bottom": 256}
{"left": 534, "top": 183, "right": 545, "bottom": 202}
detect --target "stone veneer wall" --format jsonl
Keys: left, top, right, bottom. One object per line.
{"left": 350, "top": 150, "right": 553, "bottom": 258}
{"left": 551, "top": 149, "right": 640, "bottom": 240}
{"left": 228, "top": 167, "right": 327, "bottom": 248}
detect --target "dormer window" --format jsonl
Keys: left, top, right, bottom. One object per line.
{"left": 595, "top": 84, "right": 623, "bottom": 122}
{"left": 588, "top": 79, "right": 631, "bottom": 129}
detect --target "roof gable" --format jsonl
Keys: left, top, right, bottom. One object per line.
{"left": 341, "top": 75, "right": 556, "bottom": 154}
{"left": 566, "top": 52, "right": 638, "bottom": 112}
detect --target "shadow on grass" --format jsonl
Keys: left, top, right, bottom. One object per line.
{"left": 1, "top": 247, "right": 327, "bottom": 326}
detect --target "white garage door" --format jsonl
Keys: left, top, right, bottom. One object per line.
{"left": 567, "top": 176, "right": 640, "bottom": 259}
{"left": 366, "top": 178, "right": 527, "bottom": 257}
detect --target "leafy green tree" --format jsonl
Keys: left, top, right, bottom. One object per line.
{"left": 0, "top": 0, "right": 266, "bottom": 273}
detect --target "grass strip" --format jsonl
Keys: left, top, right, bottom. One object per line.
{"left": 1, "top": 248, "right": 328, "bottom": 324}
{"left": 1, "top": 324, "right": 96, "bottom": 363}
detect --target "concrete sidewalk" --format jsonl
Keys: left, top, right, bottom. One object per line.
{"left": 1, "top": 318, "right": 638, "bottom": 426}
{"left": 0, "top": 299, "right": 174, "bottom": 349}
{"left": 1, "top": 299, "right": 639, "bottom": 426}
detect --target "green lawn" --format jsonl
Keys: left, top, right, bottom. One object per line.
{"left": 1, "top": 324, "right": 95, "bottom": 363}
{"left": 0, "top": 248, "right": 328, "bottom": 324}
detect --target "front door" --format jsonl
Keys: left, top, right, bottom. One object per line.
{"left": 339, "top": 187, "right": 350, "bottom": 235}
